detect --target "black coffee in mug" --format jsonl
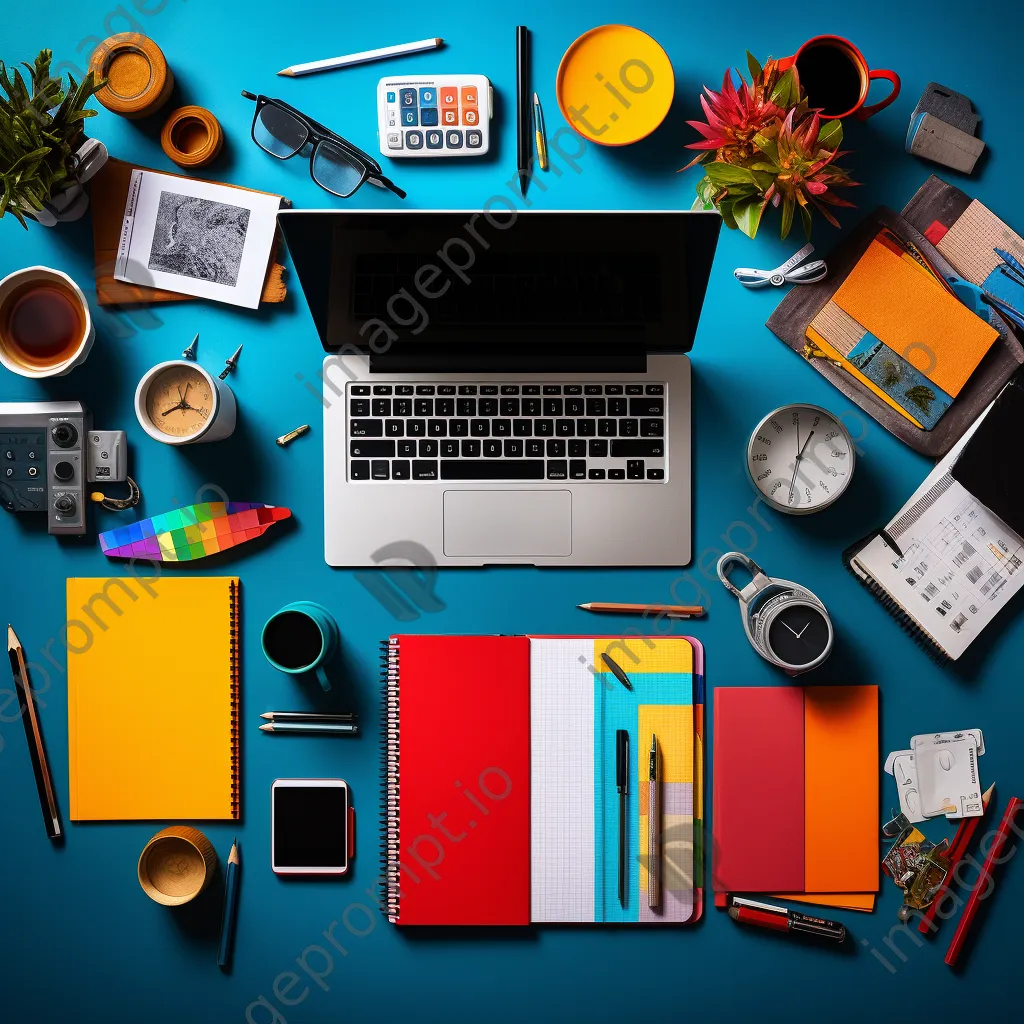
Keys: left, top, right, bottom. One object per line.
{"left": 795, "top": 42, "right": 864, "bottom": 118}
{"left": 263, "top": 610, "right": 324, "bottom": 670}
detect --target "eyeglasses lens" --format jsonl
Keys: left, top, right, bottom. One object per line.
{"left": 254, "top": 104, "right": 308, "bottom": 157}
{"left": 311, "top": 141, "right": 365, "bottom": 197}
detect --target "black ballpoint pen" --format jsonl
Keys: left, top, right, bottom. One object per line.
{"left": 616, "top": 730, "right": 629, "bottom": 907}
{"left": 516, "top": 26, "right": 530, "bottom": 196}
{"left": 601, "top": 652, "right": 633, "bottom": 692}
{"left": 648, "top": 733, "right": 660, "bottom": 908}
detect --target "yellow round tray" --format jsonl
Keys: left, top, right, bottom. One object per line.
{"left": 556, "top": 25, "right": 675, "bottom": 146}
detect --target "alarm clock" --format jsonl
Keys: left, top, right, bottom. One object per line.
{"left": 746, "top": 404, "right": 855, "bottom": 514}
{"left": 718, "top": 552, "right": 834, "bottom": 676}
{"left": 135, "top": 360, "right": 236, "bottom": 445}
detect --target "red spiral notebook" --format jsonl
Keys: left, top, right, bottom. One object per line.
{"left": 379, "top": 633, "right": 702, "bottom": 926}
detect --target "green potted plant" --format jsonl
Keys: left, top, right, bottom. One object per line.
{"left": 0, "top": 49, "right": 107, "bottom": 228}
{"left": 682, "top": 53, "right": 859, "bottom": 239}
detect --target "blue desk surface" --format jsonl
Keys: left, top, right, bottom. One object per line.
{"left": 2, "top": 2, "right": 1022, "bottom": 1020}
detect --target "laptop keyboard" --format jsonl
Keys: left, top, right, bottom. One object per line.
{"left": 347, "top": 383, "right": 666, "bottom": 482}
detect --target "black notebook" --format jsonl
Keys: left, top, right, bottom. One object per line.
{"left": 844, "top": 374, "right": 1024, "bottom": 660}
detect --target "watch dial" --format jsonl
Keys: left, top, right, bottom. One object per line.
{"left": 146, "top": 365, "right": 213, "bottom": 438}
{"left": 766, "top": 603, "right": 831, "bottom": 668}
{"left": 748, "top": 405, "right": 854, "bottom": 512}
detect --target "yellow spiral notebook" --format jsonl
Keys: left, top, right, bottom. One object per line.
{"left": 66, "top": 577, "right": 240, "bottom": 821}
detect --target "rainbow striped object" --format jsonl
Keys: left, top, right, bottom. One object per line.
{"left": 99, "top": 502, "right": 292, "bottom": 562}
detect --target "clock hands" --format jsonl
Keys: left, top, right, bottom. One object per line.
{"left": 787, "top": 429, "right": 815, "bottom": 505}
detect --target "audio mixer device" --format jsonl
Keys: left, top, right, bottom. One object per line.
{"left": 0, "top": 401, "right": 128, "bottom": 535}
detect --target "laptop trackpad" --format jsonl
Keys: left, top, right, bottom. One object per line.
{"left": 443, "top": 490, "right": 572, "bottom": 557}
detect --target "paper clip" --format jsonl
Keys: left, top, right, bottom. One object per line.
{"left": 734, "top": 243, "right": 828, "bottom": 288}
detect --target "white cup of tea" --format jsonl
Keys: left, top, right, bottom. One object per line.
{"left": 0, "top": 266, "right": 95, "bottom": 378}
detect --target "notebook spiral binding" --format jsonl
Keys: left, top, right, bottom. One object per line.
{"left": 379, "top": 637, "right": 401, "bottom": 922}
{"left": 229, "top": 579, "right": 241, "bottom": 818}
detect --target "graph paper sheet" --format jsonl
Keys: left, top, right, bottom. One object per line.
{"left": 529, "top": 639, "right": 596, "bottom": 923}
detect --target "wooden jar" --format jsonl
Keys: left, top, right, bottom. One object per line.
{"left": 89, "top": 33, "right": 174, "bottom": 119}
{"left": 138, "top": 826, "right": 218, "bottom": 906}
{"left": 161, "top": 106, "right": 224, "bottom": 168}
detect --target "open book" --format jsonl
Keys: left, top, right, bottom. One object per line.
{"left": 845, "top": 375, "right": 1024, "bottom": 660}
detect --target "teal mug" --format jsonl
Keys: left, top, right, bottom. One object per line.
{"left": 261, "top": 601, "right": 338, "bottom": 692}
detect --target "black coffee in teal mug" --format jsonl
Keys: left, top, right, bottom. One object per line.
{"left": 261, "top": 601, "right": 338, "bottom": 691}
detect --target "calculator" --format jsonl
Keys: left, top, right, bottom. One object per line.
{"left": 377, "top": 74, "right": 492, "bottom": 158}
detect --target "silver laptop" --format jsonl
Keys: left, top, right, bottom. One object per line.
{"left": 278, "top": 209, "right": 721, "bottom": 567}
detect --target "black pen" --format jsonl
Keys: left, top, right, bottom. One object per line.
{"left": 516, "top": 26, "right": 530, "bottom": 196}
{"left": 601, "top": 652, "right": 633, "bottom": 692}
{"left": 616, "top": 730, "right": 629, "bottom": 907}
{"left": 648, "top": 733, "right": 660, "bottom": 908}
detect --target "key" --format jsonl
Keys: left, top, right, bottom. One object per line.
{"left": 395, "top": 385, "right": 415, "bottom": 395}
{"left": 611, "top": 439, "right": 664, "bottom": 458}
{"left": 407, "top": 419, "right": 426, "bottom": 436}
{"left": 504, "top": 439, "right": 523, "bottom": 457}
{"left": 619, "top": 418, "right": 639, "bottom": 437}
{"left": 608, "top": 468, "right": 626, "bottom": 480}
{"left": 470, "top": 419, "right": 489, "bottom": 436}
{"left": 373, "top": 385, "right": 394, "bottom": 395}
{"left": 479, "top": 398, "right": 498, "bottom": 416}
{"left": 526, "top": 439, "right": 544, "bottom": 457}
{"left": 441, "top": 440, "right": 459, "bottom": 457}
{"left": 350, "top": 420, "right": 383, "bottom": 437}
{"left": 556, "top": 420, "right": 575, "bottom": 436}
{"left": 372, "top": 398, "right": 391, "bottom": 416}
{"left": 564, "top": 385, "right": 582, "bottom": 395}
{"left": 458, "top": 385, "right": 478, "bottom": 395}
{"left": 534, "top": 419, "right": 554, "bottom": 436}
{"left": 457, "top": 398, "right": 476, "bottom": 416}
{"left": 392, "top": 460, "right": 410, "bottom": 480}
{"left": 598, "top": 419, "right": 617, "bottom": 437}
{"left": 513, "top": 420, "right": 532, "bottom": 436}
{"left": 449, "top": 419, "right": 469, "bottom": 436}
{"left": 350, "top": 399, "right": 370, "bottom": 416}
{"left": 385, "top": 420, "right": 404, "bottom": 436}
{"left": 568, "top": 439, "right": 586, "bottom": 457}
{"left": 604, "top": 385, "right": 623, "bottom": 395}
{"left": 522, "top": 385, "right": 541, "bottom": 395}
{"left": 547, "top": 439, "right": 565, "bottom": 457}
{"left": 544, "top": 398, "right": 563, "bottom": 416}
{"left": 350, "top": 385, "right": 371, "bottom": 396}
{"left": 641, "top": 419, "right": 664, "bottom": 437}
{"left": 588, "top": 439, "right": 608, "bottom": 458}
{"left": 393, "top": 399, "right": 412, "bottom": 416}
{"left": 569, "top": 460, "right": 587, "bottom": 480}
{"left": 566, "top": 397, "right": 585, "bottom": 416}
{"left": 584, "top": 385, "right": 603, "bottom": 395}
{"left": 589, "top": 468, "right": 606, "bottom": 479}
{"left": 501, "top": 385, "right": 520, "bottom": 395}
{"left": 630, "top": 398, "right": 664, "bottom": 416}
{"left": 350, "top": 440, "right": 395, "bottom": 457}
{"left": 480, "top": 385, "right": 498, "bottom": 395}
{"left": 461, "top": 440, "right": 481, "bottom": 457}
{"left": 416, "top": 385, "right": 436, "bottom": 395}
{"left": 414, "top": 399, "right": 434, "bottom": 416}
{"left": 492, "top": 419, "right": 511, "bottom": 436}
{"left": 586, "top": 398, "right": 606, "bottom": 416}
{"left": 500, "top": 398, "right": 520, "bottom": 416}
{"left": 412, "top": 461, "right": 438, "bottom": 480}
{"left": 627, "top": 460, "right": 645, "bottom": 479}
{"left": 646, "top": 384, "right": 664, "bottom": 395}
{"left": 483, "top": 440, "right": 502, "bottom": 457}
{"left": 576, "top": 419, "right": 596, "bottom": 436}
{"left": 626, "top": 384, "right": 644, "bottom": 395}
{"left": 419, "top": 440, "right": 438, "bottom": 457}
{"left": 398, "top": 440, "right": 416, "bottom": 457}
{"left": 440, "top": 461, "right": 545, "bottom": 480}
{"left": 371, "top": 460, "right": 390, "bottom": 480}
{"left": 350, "top": 460, "right": 370, "bottom": 479}
{"left": 428, "top": 419, "right": 447, "bottom": 436}
{"left": 543, "top": 385, "right": 561, "bottom": 394}
{"left": 647, "top": 468, "right": 665, "bottom": 480}
{"left": 435, "top": 398, "right": 455, "bottom": 416}
{"left": 608, "top": 397, "right": 628, "bottom": 416}
{"left": 522, "top": 398, "right": 542, "bottom": 416}
{"left": 547, "top": 461, "right": 568, "bottom": 480}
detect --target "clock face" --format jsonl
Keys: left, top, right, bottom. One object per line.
{"left": 145, "top": 364, "right": 214, "bottom": 439}
{"left": 765, "top": 602, "right": 831, "bottom": 669}
{"left": 747, "top": 404, "right": 854, "bottom": 514}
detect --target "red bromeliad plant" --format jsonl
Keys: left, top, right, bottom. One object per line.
{"left": 683, "top": 53, "right": 859, "bottom": 239}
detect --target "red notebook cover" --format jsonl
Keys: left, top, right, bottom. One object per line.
{"left": 388, "top": 635, "right": 532, "bottom": 925}
{"left": 712, "top": 686, "right": 805, "bottom": 896}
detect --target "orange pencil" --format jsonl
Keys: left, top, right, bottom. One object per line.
{"left": 577, "top": 602, "right": 705, "bottom": 619}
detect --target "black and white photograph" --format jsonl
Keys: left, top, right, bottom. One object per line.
{"left": 147, "top": 192, "right": 250, "bottom": 287}
{"left": 114, "top": 169, "right": 282, "bottom": 308}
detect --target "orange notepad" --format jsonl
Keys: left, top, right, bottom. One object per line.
{"left": 67, "top": 577, "right": 240, "bottom": 820}
{"left": 832, "top": 239, "right": 998, "bottom": 397}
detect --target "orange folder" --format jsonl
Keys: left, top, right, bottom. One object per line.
{"left": 832, "top": 240, "right": 998, "bottom": 397}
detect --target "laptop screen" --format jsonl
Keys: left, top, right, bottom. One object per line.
{"left": 279, "top": 210, "right": 720, "bottom": 357}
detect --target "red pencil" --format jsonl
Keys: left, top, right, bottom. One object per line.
{"left": 918, "top": 783, "right": 995, "bottom": 934}
{"left": 945, "top": 797, "right": 1023, "bottom": 968}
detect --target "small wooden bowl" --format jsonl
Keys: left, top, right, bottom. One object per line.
{"left": 161, "top": 106, "right": 224, "bottom": 168}
{"left": 138, "top": 826, "right": 218, "bottom": 906}
{"left": 89, "top": 33, "right": 174, "bottom": 119}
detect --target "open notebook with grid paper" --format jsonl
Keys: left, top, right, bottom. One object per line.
{"left": 379, "top": 634, "right": 703, "bottom": 925}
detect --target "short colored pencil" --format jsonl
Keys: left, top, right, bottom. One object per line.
{"left": 260, "top": 712, "right": 355, "bottom": 722}
{"left": 278, "top": 38, "right": 443, "bottom": 77}
{"left": 259, "top": 722, "right": 359, "bottom": 736}
{"left": 217, "top": 839, "right": 240, "bottom": 969}
{"left": 578, "top": 602, "right": 705, "bottom": 618}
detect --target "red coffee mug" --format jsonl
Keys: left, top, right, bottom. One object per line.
{"left": 779, "top": 35, "right": 900, "bottom": 121}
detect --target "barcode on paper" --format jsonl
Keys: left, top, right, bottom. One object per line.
{"left": 966, "top": 565, "right": 984, "bottom": 584}
{"left": 980, "top": 572, "right": 1002, "bottom": 597}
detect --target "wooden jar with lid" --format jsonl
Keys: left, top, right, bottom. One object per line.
{"left": 89, "top": 33, "right": 174, "bottom": 119}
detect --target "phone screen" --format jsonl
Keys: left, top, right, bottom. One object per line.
{"left": 273, "top": 784, "right": 348, "bottom": 868}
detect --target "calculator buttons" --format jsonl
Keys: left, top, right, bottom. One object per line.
{"left": 405, "top": 130, "right": 424, "bottom": 149}
{"left": 420, "top": 107, "right": 439, "bottom": 126}
{"left": 466, "top": 130, "right": 482, "bottom": 148}
{"left": 387, "top": 132, "right": 403, "bottom": 149}
{"left": 442, "top": 108, "right": 458, "bottom": 125}
{"left": 425, "top": 130, "right": 443, "bottom": 149}
{"left": 419, "top": 88, "right": 436, "bottom": 105}
{"left": 400, "top": 89, "right": 417, "bottom": 107}
{"left": 440, "top": 87, "right": 458, "bottom": 105}
{"left": 401, "top": 109, "right": 418, "bottom": 126}
{"left": 386, "top": 91, "right": 396, "bottom": 103}
{"left": 462, "top": 107, "right": 479, "bottom": 126}
{"left": 460, "top": 86, "right": 478, "bottom": 106}
{"left": 445, "top": 130, "right": 463, "bottom": 148}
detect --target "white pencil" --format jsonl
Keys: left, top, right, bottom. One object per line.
{"left": 278, "top": 38, "right": 443, "bottom": 78}
{"left": 260, "top": 722, "right": 360, "bottom": 736}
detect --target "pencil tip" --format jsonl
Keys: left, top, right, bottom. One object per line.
{"left": 259, "top": 724, "right": 271, "bottom": 732}
{"left": 7, "top": 624, "right": 18, "bottom": 650}
{"left": 277, "top": 68, "right": 293, "bottom": 77}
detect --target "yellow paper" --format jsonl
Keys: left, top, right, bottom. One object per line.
{"left": 67, "top": 577, "right": 239, "bottom": 820}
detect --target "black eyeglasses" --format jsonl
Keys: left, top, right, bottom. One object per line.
{"left": 241, "top": 91, "right": 406, "bottom": 200}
